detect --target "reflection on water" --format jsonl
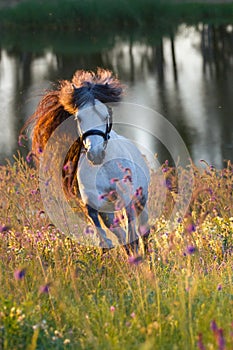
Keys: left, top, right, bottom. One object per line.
{"left": 0, "top": 24, "right": 232, "bottom": 167}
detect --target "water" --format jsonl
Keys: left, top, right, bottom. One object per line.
{"left": 0, "top": 23, "right": 233, "bottom": 168}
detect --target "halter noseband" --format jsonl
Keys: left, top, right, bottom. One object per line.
{"left": 79, "top": 108, "right": 113, "bottom": 146}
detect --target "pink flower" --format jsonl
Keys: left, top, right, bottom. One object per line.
{"left": 110, "top": 306, "right": 115, "bottom": 312}
{"left": 39, "top": 284, "right": 50, "bottom": 294}
{"left": 110, "top": 178, "right": 119, "bottom": 184}
{"left": 0, "top": 225, "right": 10, "bottom": 233}
{"left": 128, "top": 255, "right": 143, "bottom": 265}
{"left": 14, "top": 268, "right": 26, "bottom": 280}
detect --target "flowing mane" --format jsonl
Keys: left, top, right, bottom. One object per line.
{"left": 21, "top": 68, "right": 150, "bottom": 251}
{"left": 21, "top": 68, "right": 123, "bottom": 201}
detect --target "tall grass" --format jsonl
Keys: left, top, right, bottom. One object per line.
{"left": 0, "top": 154, "right": 232, "bottom": 349}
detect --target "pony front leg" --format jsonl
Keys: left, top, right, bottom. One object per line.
{"left": 99, "top": 212, "right": 127, "bottom": 246}
{"left": 86, "top": 205, "right": 112, "bottom": 248}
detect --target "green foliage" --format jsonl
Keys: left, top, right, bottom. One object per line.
{"left": 0, "top": 0, "right": 232, "bottom": 32}
{"left": 0, "top": 155, "right": 232, "bottom": 349}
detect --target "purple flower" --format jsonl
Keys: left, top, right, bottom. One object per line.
{"left": 113, "top": 217, "right": 120, "bottom": 225}
{"left": 123, "top": 167, "right": 132, "bottom": 175}
{"left": 217, "top": 284, "right": 222, "bottom": 291}
{"left": 165, "top": 178, "right": 172, "bottom": 190}
{"left": 26, "top": 152, "right": 33, "bottom": 163}
{"left": 84, "top": 226, "right": 94, "bottom": 235}
{"left": 98, "top": 193, "right": 107, "bottom": 200}
{"left": 186, "top": 246, "right": 196, "bottom": 255}
{"left": 39, "top": 284, "right": 50, "bottom": 294}
{"left": 186, "top": 223, "right": 196, "bottom": 233}
{"left": 197, "top": 333, "right": 206, "bottom": 350}
{"left": 210, "top": 165, "right": 215, "bottom": 171}
{"left": 217, "top": 329, "right": 225, "bottom": 350}
{"left": 210, "top": 320, "right": 218, "bottom": 333}
{"left": 110, "top": 178, "right": 119, "bottom": 184}
{"left": 135, "top": 187, "right": 143, "bottom": 197}
{"left": 128, "top": 255, "right": 143, "bottom": 265}
{"left": 63, "top": 163, "right": 69, "bottom": 171}
{"left": 37, "top": 210, "right": 45, "bottom": 219}
{"left": 18, "top": 134, "right": 27, "bottom": 146}
{"left": 0, "top": 225, "right": 10, "bottom": 233}
{"left": 14, "top": 268, "right": 26, "bottom": 280}
{"left": 123, "top": 175, "right": 132, "bottom": 182}
{"left": 63, "top": 161, "right": 73, "bottom": 173}
{"left": 30, "top": 189, "right": 38, "bottom": 195}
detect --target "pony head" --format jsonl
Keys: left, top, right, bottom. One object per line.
{"left": 21, "top": 68, "right": 123, "bottom": 195}
{"left": 75, "top": 99, "right": 112, "bottom": 165}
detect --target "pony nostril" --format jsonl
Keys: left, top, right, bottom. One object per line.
{"left": 87, "top": 152, "right": 94, "bottom": 162}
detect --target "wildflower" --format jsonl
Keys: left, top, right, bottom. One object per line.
{"left": 107, "top": 190, "right": 118, "bottom": 201}
{"left": 14, "top": 268, "right": 26, "bottom": 280}
{"left": 110, "top": 177, "right": 119, "bottom": 184}
{"left": 98, "top": 193, "right": 107, "bottom": 200}
{"left": 113, "top": 217, "right": 120, "bottom": 225}
{"left": 26, "top": 152, "right": 33, "bottom": 163}
{"left": 110, "top": 306, "right": 115, "bottom": 312}
{"left": 186, "top": 223, "right": 196, "bottom": 233}
{"left": 128, "top": 255, "right": 143, "bottom": 265}
{"left": 63, "top": 163, "right": 69, "bottom": 171}
{"left": 63, "top": 161, "right": 74, "bottom": 173}
{"left": 135, "top": 187, "right": 143, "bottom": 197}
{"left": 64, "top": 339, "right": 70, "bottom": 345}
{"left": 124, "top": 167, "right": 132, "bottom": 174}
{"left": 217, "top": 329, "right": 225, "bottom": 350}
{"left": 210, "top": 165, "right": 215, "bottom": 171}
{"left": 139, "top": 225, "right": 149, "bottom": 236}
{"left": 197, "top": 333, "right": 206, "bottom": 350}
{"left": 0, "top": 225, "right": 10, "bottom": 233}
{"left": 39, "top": 284, "right": 50, "bottom": 294}
{"left": 37, "top": 210, "right": 46, "bottom": 219}
{"left": 123, "top": 174, "right": 132, "bottom": 182}
{"left": 165, "top": 178, "right": 172, "bottom": 190}
{"left": 217, "top": 284, "right": 222, "bottom": 291}
{"left": 18, "top": 134, "right": 27, "bottom": 146}
{"left": 130, "top": 312, "right": 136, "bottom": 318}
{"left": 210, "top": 320, "right": 218, "bottom": 333}
{"left": 84, "top": 226, "right": 94, "bottom": 235}
{"left": 186, "top": 246, "right": 196, "bottom": 255}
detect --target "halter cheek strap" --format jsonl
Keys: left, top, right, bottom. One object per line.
{"left": 80, "top": 112, "right": 112, "bottom": 144}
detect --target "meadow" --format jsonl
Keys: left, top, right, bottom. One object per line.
{"left": 0, "top": 154, "right": 232, "bottom": 349}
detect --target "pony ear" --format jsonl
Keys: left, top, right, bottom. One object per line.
{"left": 59, "top": 80, "right": 78, "bottom": 115}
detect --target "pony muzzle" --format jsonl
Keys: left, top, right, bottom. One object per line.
{"left": 86, "top": 148, "right": 105, "bottom": 165}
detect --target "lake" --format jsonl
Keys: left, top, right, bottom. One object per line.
{"left": 0, "top": 2, "right": 233, "bottom": 168}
